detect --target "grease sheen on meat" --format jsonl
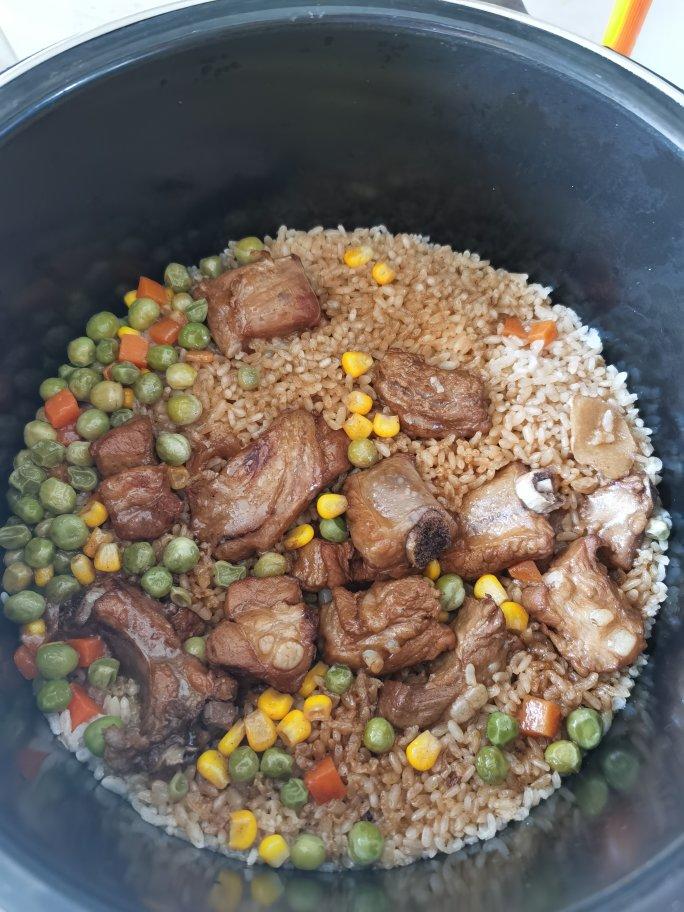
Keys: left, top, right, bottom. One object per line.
{"left": 579, "top": 475, "right": 654, "bottom": 571}
{"left": 194, "top": 251, "right": 321, "bottom": 357}
{"left": 188, "top": 409, "right": 349, "bottom": 560}
{"left": 206, "top": 576, "right": 316, "bottom": 693}
{"left": 90, "top": 416, "right": 156, "bottom": 478}
{"left": 374, "top": 349, "right": 491, "bottom": 439}
{"left": 291, "top": 538, "right": 357, "bottom": 591}
{"left": 319, "top": 577, "right": 455, "bottom": 675}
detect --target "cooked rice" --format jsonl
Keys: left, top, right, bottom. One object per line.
{"left": 52, "top": 226, "right": 668, "bottom": 868}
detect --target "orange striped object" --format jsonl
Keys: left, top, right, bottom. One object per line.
{"left": 603, "top": 0, "right": 653, "bottom": 56}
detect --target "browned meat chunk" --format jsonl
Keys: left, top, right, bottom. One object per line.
{"left": 319, "top": 577, "right": 455, "bottom": 675}
{"left": 579, "top": 475, "right": 654, "bottom": 571}
{"left": 161, "top": 602, "right": 205, "bottom": 641}
{"left": 379, "top": 596, "right": 512, "bottom": 728}
{"left": 194, "top": 251, "right": 321, "bottom": 357}
{"left": 90, "top": 416, "right": 156, "bottom": 478}
{"left": 99, "top": 465, "right": 183, "bottom": 541}
{"left": 188, "top": 409, "right": 349, "bottom": 560}
{"left": 82, "top": 580, "right": 236, "bottom": 772}
{"left": 206, "top": 576, "right": 316, "bottom": 693}
{"left": 201, "top": 700, "right": 238, "bottom": 734}
{"left": 344, "top": 454, "right": 456, "bottom": 575}
{"left": 291, "top": 539, "right": 360, "bottom": 591}
{"left": 187, "top": 427, "right": 241, "bottom": 475}
{"left": 521, "top": 536, "right": 646, "bottom": 675}
{"left": 374, "top": 349, "right": 491, "bottom": 439}
{"left": 570, "top": 395, "right": 637, "bottom": 479}
{"left": 441, "top": 462, "right": 555, "bottom": 580}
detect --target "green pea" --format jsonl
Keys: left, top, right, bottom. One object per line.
{"left": 141, "top": 566, "right": 173, "bottom": 598}
{"left": 347, "top": 821, "right": 384, "bottom": 866}
{"left": 110, "top": 361, "right": 140, "bottom": 385}
{"left": 236, "top": 365, "right": 260, "bottom": 391}
{"left": 253, "top": 552, "right": 288, "bottom": 578}
{"left": 199, "top": 256, "right": 223, "bottom": 278}
{"left": 89, "top": 380, "right": 124, "bottom": 413}
{"left": 0, "top": 524, "right": 32, "bottom": 550}
{"left": 162, "top": 536, "right": 200, "bottom": 573}
{"left": 320, "top": 517, "right": 348, "bottom": 543}
{"left": 486, "top": 711, "right": 519, "bottom": 747}
{"left": 234, "top": 236, "right": 265, "bottom": 265}
{"left": 436, "top": 574, "right": 465, "bottom": 612}
{"left": 166, "top": 393, "right": 202, "bottom": 425}
{"left": 178, "top": 322, "right": 211, "bottom": 350}
{"left": 95, "top": 338, "right": 119, "bottom": 365}
{"left": 134, "top": 372, "right": 164, "bottom": 405}
{"left": 58, "top": 363, "right": 75, "bottom": 380}
{"left": 213, "top": 560, "right": 247, "bottom": 587}
{"left": 601, "top": 747, "right": 640, "bottom": 793}
{"left": 2, "top": 548, "right": 23, "bottom": 565}
{"left": 280, "top": 777, "right": 309, "bottom": 811}
{"left": 164, "top": 262, "right": 191, "bottom": 292}
{"left": 68, "top": 367, "right": 100, "bottom": 401}
{"left": 147, "top": 344, "right": 178, "bottom": 372}
{"left": 170, "top": 586, "right": 192, "bottom": 608}
{"left": 13, "top": 495, "right": 44, "bottom": 525}
{"left": 228, "top": 745, "right": 259, "bottom": 783}
{"left": 347, "top": 439, "right": 379, "bottom": 469}
{"left": 2, "top": 561, "right": 33, "bottom": 593}
{"left": 76, "top": 408, "right": 110, "bottom": 441}
{"left": 67, "top": 467, "right": 98, "bottom": 493}
{"left": 36, "top": 642, "right": 79, "bottom": 679}
{"left": 476, "top": 745, "right": 509, "bottom": 784}
{"left": 34, "top": 406, "right": 47, "bottom": 422}
{"left": 44, "top": 574, "right": 80, "bottom": 605}
{"left": 10, "top": 463, "right": 47, "bottom": 496}
{"left": 181, "top": 637, "right": 205, "bottom": 661}
{"left": 68, "top": 336, "right": 96, "bottom": 367}
{"left": 6, "top": 491, "right": 21, "bottom": 515}
{"left": 13, "top": 449, "right": 34, "bottom": 468}
{"left": 185, "top": 298, "right": 208, "bottom": 323}
{"left": 260, "top": 747, "right": 294, "bottom": 779}
{"left": 166, "top": 362, "right": 197, "bottom": 390}
{"left": 39, "top": 478, "right": 77, "bottom": 514}
{"left": 566, "top": 707, "right": 603, "bottom": 750}
{"left": 168, "top": 771, "right": 189, "bottom": 802}
{"left": 39, "top": 377, "right": 67, "bottom": 401}
{"left": 172, "top": 292, "right": 193, "bottom": 313}
{"left": 325, "top": 664, "right": 353, "bottom": 695}
{"left": 110, "top": 408, "right": 134, "bottom": 427}
{"left": 36, "top": 679, "right": 73, "bottom": 713}
{"left": 23, "top": 537, "right": 55, "bottom": 569}
{"left": 30, "top": 440, "right": 66, "bottom": 469}
{"left": 49, "top": 514, "right": 88, "bottom": 551}
{"left": 545, "top": 740, "right": 582, "bottom": 776}
{"left": 4, "top": 589, "right": 46, "bottom": 623}
{"left": 123, "top": 541, "right": 156, "bottom": 575}
{"left": 574, "top": 774, "right": 610, "bottom": 817}
{"left": 128, "top": 297, "right": 160, "bottom": 331}
{"left": 24, "top": 420, "right": 57, "bottom": 448}
{"left": 84, "top": 715, "right": 124, "bottom": 756}
{"left": 291, "top": 834, "right": 326, "bottom": 871}
{"left": 86, "top": 311, "right": 119, "bottom": 341}
{"left": 52, "top": 550, "right": 75, "bottom": 574}
{"left": 155, "top": 432, "right": 191, "bottom": 466}
{"left": 87, "top": 657, "right": 120, "bottom": 690}
{"left": 363, "top": 717, "right": 395, "bottom": 754}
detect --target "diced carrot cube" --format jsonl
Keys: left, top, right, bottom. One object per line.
{"left": 149, "top": 318, "right": 182, "bottom": 345}
{"left": 518, "top": 696, "right": 562, "bottom": 739}
{"left": 118, "top": 333, "right": 149, "bottom": 368}
{"left": 502, "top": 316, "right": 528, "bottom": 340}
{"left": 137, "top": 276, "right": 170, "bottom": 306}
{"left": 66, "top": 637, "right": 106, "bottom": 668}
{"left": 527, "top": 320, "right": 558, "bottom": 347}
{"left": 44, "top": 389, "right": 81, "bottom": 429}
{"left": 507, "top": 560, "right": 543, "bottom": 583}
{"left": 68, "top": 684, "right": 101, "bottom": 729}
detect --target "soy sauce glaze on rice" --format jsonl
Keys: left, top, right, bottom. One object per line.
{"left": 1, "top": 227, "right": 669, "bottom": 870}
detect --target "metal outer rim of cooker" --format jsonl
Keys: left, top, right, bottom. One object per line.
{"left": 0, "top": 2, "right": 681, "bottom": 912}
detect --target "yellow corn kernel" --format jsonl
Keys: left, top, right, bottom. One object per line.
{"left": 258, "top": 834, "right": 290, "bottom": 868}
{"left": 257, "top": 688, "right": 294, "bottom": 721}
{"left": 343, "top": 413, "right": 373, "bottom": 441}
{"left": 22, "top": 619, "right": 46, "bottom": 639}
{"left": 283, "top": 523, "right": 314, "bottom": 551}
{"left": 371, "top": 261, "right": 396, "bottom": 286}
{"left": 197, "top": 749, "right": 229, "bottom": 789}
{"left": 299, "top": 661, "right": 328, "bottom": 698}
{"left": 276, "top": 709, "right": 312, "bottom": 747}
{"left": 228, "top": 809, "right": 258, "bottom": 851}
{"left": 34, "top": 565, "right": 54, "bottom": 587}
{"left": 373, "top": 413, "right": 400, "bottom": 438}
{"left": 244, "top": 709, "right": 278, "bottom": 752}
{"left": 303, "top": 694, "right": 333, "bottom": 722}
{"left": 341, "top": 350, "right": 374, "bottom": 378}
{"left": 123, "top": 289, "right": 137, "bottom": 307}
{"left": 424, "top": 559, "right": 441, "bottom": 582}
{"left": 122, "top": 387, "right": 135, "bottom": 408}
{"left": 473, "top": 573, "right": 507, "bottom": 606}
{"left": 218, "top": 719, "right": 246, "bottom": 757}
{"left": 346, "top": 390, "right": 373, "bottom": 415}
{"left": 94, "top": 542, "right": 121, "bottom": 573}
{"left": 500, "top": 600, "right": 529, "bottom": 632}
{"left": 117, "top": 325, "right": 140, "bottom": 337}
{"left": 316, "top": 493, "right": 348, "bottom": 520}
{"left": 80, "top": 500, "right": 108, "bottom": 528}
{"left": 406, "top": 731, "right": 442, "bottom": 772}
{"left": 70, "top": 554, "right": 95, "bottom": 586}
{"left": 83, "top": 528, "right": 113, "bottom": 558}
{"left": 342, "top": 245, "right": 373, "bottom": 269}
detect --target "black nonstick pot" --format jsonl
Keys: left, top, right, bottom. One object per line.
{"left": 0, "top": 2, "right": 682, "bottom": 910}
